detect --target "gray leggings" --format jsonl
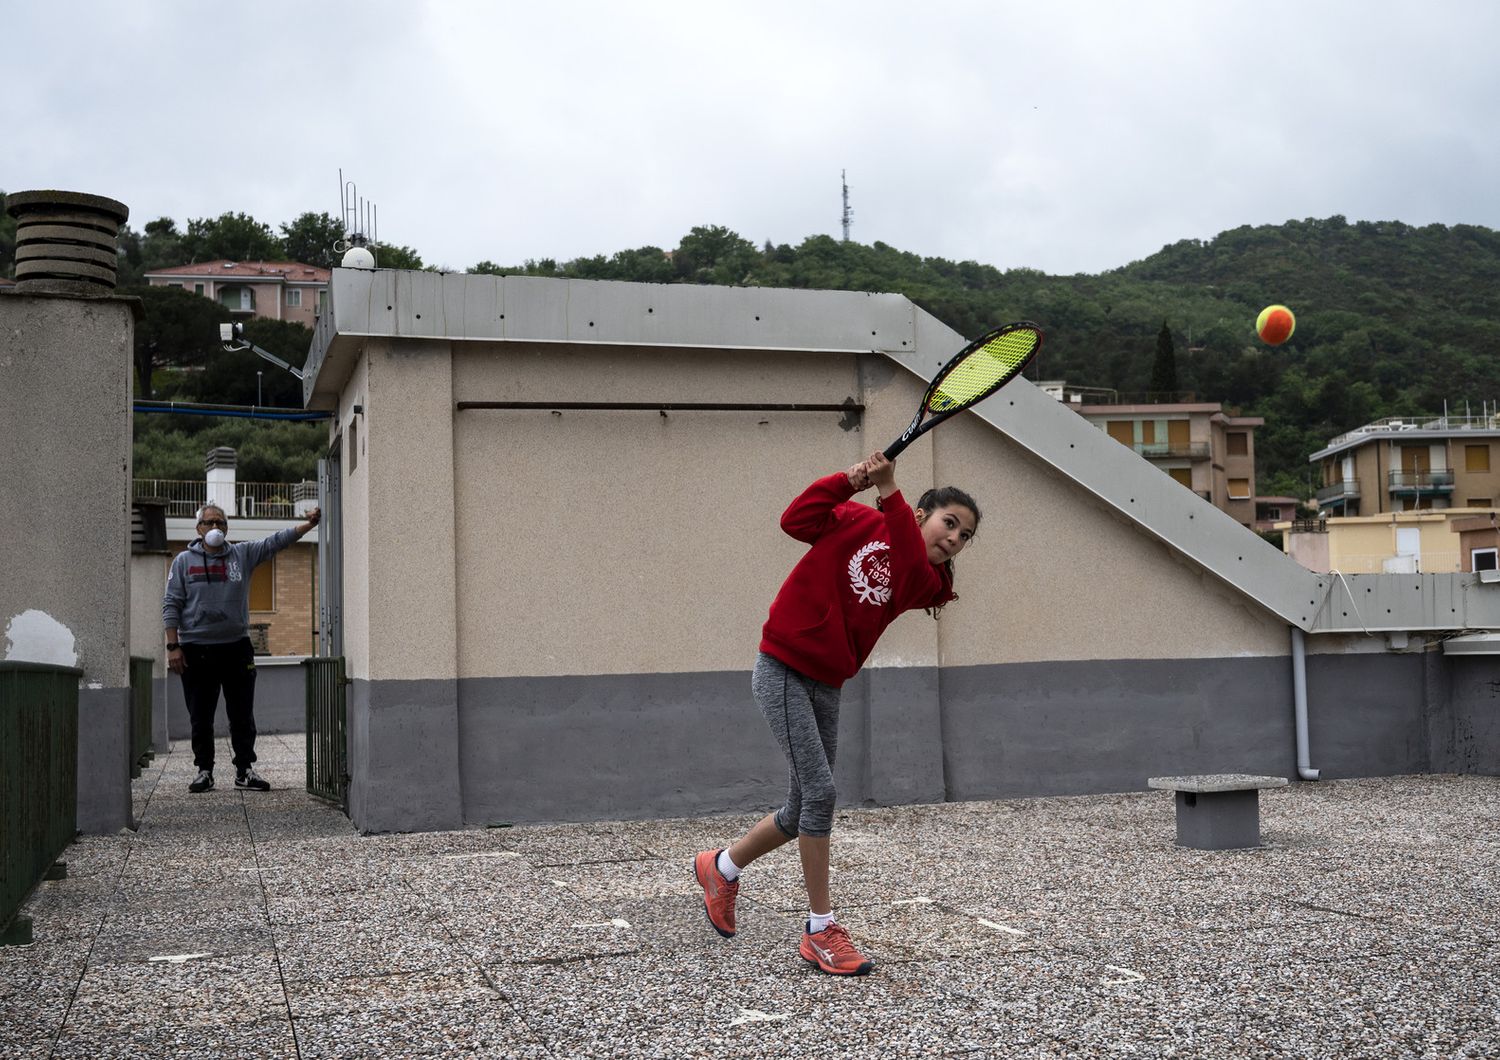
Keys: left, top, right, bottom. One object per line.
{"left": 753, "top": 652, "right": 842, "bottom": 839}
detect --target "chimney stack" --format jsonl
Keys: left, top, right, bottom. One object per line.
{"left": 205, "top": 447, "right": 238, "bottom": 518}
{"left": 5, "top": 190, "right": 130, "bottom": 295}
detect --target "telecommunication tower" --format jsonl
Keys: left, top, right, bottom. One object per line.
{"left": 841, "top": 170, "right": 853, "bottom": 242}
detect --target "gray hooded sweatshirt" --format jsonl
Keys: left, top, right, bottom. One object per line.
{"left": 162, "top": 528, "right": 299, "bottom": 644}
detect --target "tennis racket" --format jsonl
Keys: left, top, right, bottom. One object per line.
{"left": 883, "top": 322, "right": 1043, "bottom": 459}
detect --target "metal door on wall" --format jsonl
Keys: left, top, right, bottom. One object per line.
{"left": 317, "top": 445, "right": 342, "bottom": 658}
{"left": 306, "top": 444, "right": 348, "bottom": 811}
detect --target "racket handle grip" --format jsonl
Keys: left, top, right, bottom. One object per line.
{"left": 882, "top": 437, "right": 911, "bottom": 461}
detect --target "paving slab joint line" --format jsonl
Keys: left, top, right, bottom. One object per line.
{"left": 43, "top": 849, "right": 134, "bottom": 1057}
{"left": 528, "top": 854, "right": 659, "bottom": 869}
{"left": 1275, "top": 896, "right": 1403, "bottom": 924}
{"left": 240, "top": 787, "right": 304, "bottom": 1059}
{"left": 396, "top": 877, "right": 559, "bottom": 1056}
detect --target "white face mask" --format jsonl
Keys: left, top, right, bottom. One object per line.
{"left": 204, "top": 528, "right": 226, "bottom": 548}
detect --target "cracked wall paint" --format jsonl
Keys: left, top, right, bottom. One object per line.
{"left": 4, "top": 609, "right": 79, "bottom": 667}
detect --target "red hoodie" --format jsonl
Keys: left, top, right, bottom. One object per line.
{"left": 759, "top": 472, "right": 955, "bottom": 688}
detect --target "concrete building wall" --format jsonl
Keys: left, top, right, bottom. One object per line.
{"left": 305, "top": 271, "right": 1500, "bottom": 833}
{"left": 0, "top": 292, "right": 136, "bottom": 833}
{"left": 1287, "top": 530, "right": 1331, "bottom": 573}
{"left": 344, "top": 339, "right": 463, "bottom": 831}
{"left": 127, "top": 552, "right": 170, "bottom": 753}
{"left": 1354, "top": 446, "right": 1382, "bottom": 514}
{"left": 1436, "top": 654, "right": 1500, "bottom": 775}
{"left": 334, "top": 324, "right": 1301, "bottom": 829}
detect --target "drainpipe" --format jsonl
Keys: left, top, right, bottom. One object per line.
{"left": 1290, "top": 626, "right": 1321, "bottom": 780}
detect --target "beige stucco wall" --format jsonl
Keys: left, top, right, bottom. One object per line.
{"left": 450, "top": 343, "right": 872, "bottom": 679}
{"left": 0, "top": 294, "right": 134, "bottom": 686}
{"left": 336, "top": 354, "right": 372, "bottom": 676}
{"left": 312, "top": 274, "right": 1309, "bottom": 688}
{"left": 335, "top": 338, "right": 1297, "bottom": 682}
{"left": 932, "top": 410, "right": 1289, "bottom": 665}
{"left": 1323, "top": 512, "right": 1466, "bottom": 574}
{"left": 367, "top": 339, "right": 458, "bottom": 683}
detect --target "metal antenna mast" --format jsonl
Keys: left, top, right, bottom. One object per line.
{"left": 840, "top": 170, "right": 853, "bottom": 242}
{"left": 335, "top": 168, "right": 380, "bottom": 269}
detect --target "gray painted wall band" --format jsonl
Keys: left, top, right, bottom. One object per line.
{"left": 76, "top": 686, "right": 132, "bottom": 834}
{"left": 344, "top": 652, "right": 1497, "bottom": 831}
{"left": 164, "top": 663, "right": 308, "bottom": 740}
{"left": 348, "top": 678, "right": 463, "bottom": 833}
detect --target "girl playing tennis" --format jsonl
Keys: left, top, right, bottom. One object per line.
{"left": 693, "top": 450, "right": 980, "bottom": 975}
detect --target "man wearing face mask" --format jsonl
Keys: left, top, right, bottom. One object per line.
{"left": 163, "top": 503, "right": 321, "bottom": 793}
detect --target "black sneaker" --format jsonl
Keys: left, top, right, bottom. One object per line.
{"left": 235, "top": 768, "right": 271, "bottom": 791}
{"left": 189, "top": 769, "right": 214, "bottom": 793}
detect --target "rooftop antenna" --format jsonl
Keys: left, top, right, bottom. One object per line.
{"left": 334, "top": 168, "right": 379, "bottom": 269}
{"left": 840, "top": 169, "right": 853, "bottom": 243}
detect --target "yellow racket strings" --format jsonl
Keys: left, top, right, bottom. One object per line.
{"left": 928, "top": 329, "right": 1038, "bottom": 413}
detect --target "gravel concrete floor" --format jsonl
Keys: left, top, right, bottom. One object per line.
{"left": 2, "top": 735, "right": 1497, "bottom": 1058}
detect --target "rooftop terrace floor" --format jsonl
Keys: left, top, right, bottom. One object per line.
{"left": 4, "top": 736, "right": 1497, "bottom": 1058}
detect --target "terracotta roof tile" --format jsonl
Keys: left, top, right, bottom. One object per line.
{"left": 144, "top": 260, "right": 330, "bottom": 282}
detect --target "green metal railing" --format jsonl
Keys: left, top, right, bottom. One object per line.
{"left": 1, "top": 662, "right": 81, "bottom": 946}
{"left": 128, "top": 656, "right": 154, "bottom": 779}
{"left": 304, "top": 657, "right": 349, "bottom": 813}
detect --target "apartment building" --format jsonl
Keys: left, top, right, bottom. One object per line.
{"left": 1310, "top": 414, "right": 1500, "bottom": 516}
{"left": 1280, "top": 508, "right": 1500, "bottom": 575}
{"left": 1041, "top": 382, "right": 1262, "bottom": 527}
{"left": 144, "top": 260, "right": 330, "bottom": 327}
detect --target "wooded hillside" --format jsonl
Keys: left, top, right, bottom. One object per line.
{"left": 7, "top": 192, "right": 1496, "bottom": 496}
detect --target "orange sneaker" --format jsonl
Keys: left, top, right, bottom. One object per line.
{"left": 799, "top": 921, "right": 874, "bottom": 976}
{"left": 693, "top": 849, "right": 739, "bottom": 938}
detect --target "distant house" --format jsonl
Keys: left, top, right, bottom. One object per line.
{"left": 1255, "top": 495, "right": 1302, "bottom": 534}
{"left": 1310, "top": 412, "right": 1500, "bottom": 515}
{"left": 1280, "top": 507, "right": 1500, "bottom": 575}
{"left": 144, "top": 260, "right": 330, "bottom": 327}
{"left": 1040, "top": 381, "right": 1262, "bottom": 528}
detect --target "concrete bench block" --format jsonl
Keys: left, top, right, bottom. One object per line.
{"left": 1148, "top": 774, "right": 1289, "bottom": 850}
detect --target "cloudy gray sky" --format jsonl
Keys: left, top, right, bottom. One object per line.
{"left": 9, "top": 1, "right": 1500, "bottom": 276}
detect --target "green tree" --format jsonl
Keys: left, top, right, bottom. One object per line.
{"left": 280, "top": 212, "right": 344, "bottom": 268}
{"left": 124, "top": 284, "right": 233, "bottom": 399}
{"left": 609, "top": 246, "right": 674, "bottom": 283}
{"left": 139, "top": 218, "right": 188, "bottom": 270}
{"left": 1150, "top": 320, "right": 1178, "bottom": 395}
{"left": 133, "top": 417, "right": 326, "bottom": 482}
{"left": 375, "top": 244, "right": 424, "bottom": 270}
{"left": 183, "top": 212, "right": 283, "bottom": 262}
{"left": 673, "top": 225, "right": 759, "bottom": 284}
{"left": 1, "top": 190, "right": 18, "bottom": 278}
{"left": 182, "top": 319, "right": 311, "bottom": 407}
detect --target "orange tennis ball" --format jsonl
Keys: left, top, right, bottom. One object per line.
{"left": 1256, "top": 304, "right": 1296, "bottom": 346}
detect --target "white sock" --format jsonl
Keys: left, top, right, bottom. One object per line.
{"left": 716, "top": 848, "right": 740, "bottom": 882}
{"left": 808, "top": 910, "right": 836, "bottom": 934}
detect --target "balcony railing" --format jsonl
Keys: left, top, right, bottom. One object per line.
{"left": 1325, "top": 413, "right": 1500, "bottom": 449}
{"left": 1387, "top": 470, "right": 1455, "bottom": 493}
{"left": 132, "top": 479, "right": 311, "bottom": 520}
{"left": 1316, "top": 479, "right": 1361, "bottom": 504}
{"left": 1335, "top": 552, "right": 1460, "bottom": 574}
{"left": 1136, "top": 442, "right": 1211, "bottom": 460}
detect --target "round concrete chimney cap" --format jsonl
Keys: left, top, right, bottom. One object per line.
{"left": 5, "top": 189, "right": 129, "bottom": 224}
{"left": 6, "top": 190, "right": 131, "bottom": 294}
